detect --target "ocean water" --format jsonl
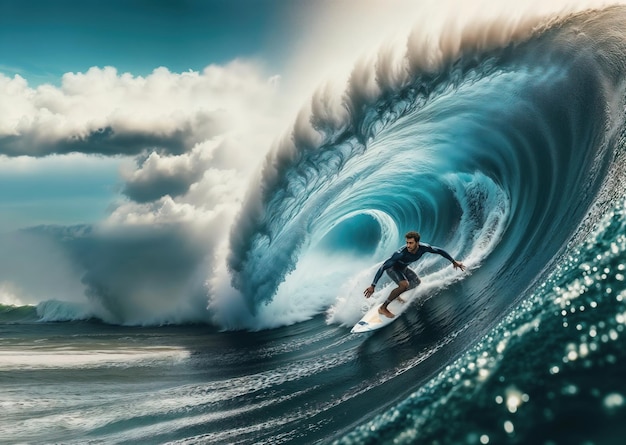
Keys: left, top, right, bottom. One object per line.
{"left": 2, "top": 5, "right": 626, "bottom": 444}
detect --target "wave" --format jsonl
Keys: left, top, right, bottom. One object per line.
{"left": 36, "top": 299, "right": 95, "bottom": 322}
{"left": 0, "top": 304, "right": 38, "bottom": 323}
{"left": 0, "top": 301, "right": 94, "bottom": 324}
{"left": 213, "top": 6, "right": 626, "bottom": 330}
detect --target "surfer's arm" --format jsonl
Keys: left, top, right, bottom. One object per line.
{"left": 370, "top": 266, "right": 386, "bottom": 288}
{"left": 425, "top": 244, "right": 466, "bottom": 271}
{"left": 364, "top": 267, "right": 385, "bottom": 297}
{"left": 364, "top": 253, "right": 401, "bottom": 298}
{"left": 371, "top": 252, "right": 402, "bottom": 287}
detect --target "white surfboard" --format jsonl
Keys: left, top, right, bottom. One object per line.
{"left": 351, "top": 296, "right": 413, "bottom": 333}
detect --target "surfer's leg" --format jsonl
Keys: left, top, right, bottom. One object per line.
{"left": 379, "top": 274, "right": 409, "bottom": 318}
{"left": 405, "top": 268, "right": 421, "bottom": 290}
{"left": 378, "top": 283, "right": 408, "bottom": 318}
{"left": 388, "top": 268, "right": 417, "bottom": 304}
{"left": 395, "top": 294, "right": 407, "bottom": 304}
{"left": 379, "top": 268, "right": 420, "bottom": 317}
{"left": 387, "top": 282, "right": 409, "bottom": 304}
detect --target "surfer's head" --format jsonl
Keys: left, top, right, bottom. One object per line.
{"left": 405, "top": 231, "right": 420, "bottom": 253}
{"left": 405, "top": 231, "right": 420, "bottom": 243}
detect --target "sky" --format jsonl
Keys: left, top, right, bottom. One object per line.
{"left": 0, "top": 0, "right": 295, "bottom": 84}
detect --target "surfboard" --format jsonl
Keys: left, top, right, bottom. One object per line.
{"left": 351, "top": 296, "right": 412, "bottom": 333}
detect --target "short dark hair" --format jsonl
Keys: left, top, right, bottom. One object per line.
{"left": 405, "top": 231, "right": 420, "bottom": 242}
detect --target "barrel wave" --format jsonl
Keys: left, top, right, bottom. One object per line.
{"left": 221, "top": 7, "right": 626, "bottom": 331}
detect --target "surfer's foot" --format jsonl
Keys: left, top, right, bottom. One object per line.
{"left": 378, "top": 306, "right": 395, "bottom": 318}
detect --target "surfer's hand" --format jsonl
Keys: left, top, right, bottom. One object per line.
{"left": 453, "top": 261, "right": 466, "bottom": 272}
{"left": 364, "top": 285, "right": 375, "bottom": 298}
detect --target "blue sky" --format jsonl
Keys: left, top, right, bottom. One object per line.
{"left": 0, "top": 0, "right": 298, "bottom": 85}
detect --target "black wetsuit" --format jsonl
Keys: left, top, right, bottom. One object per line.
{"left": 371, "top": 243, "right": 455, "bottom": 288}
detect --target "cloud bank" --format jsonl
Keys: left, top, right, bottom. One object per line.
{"left": 0, "top": 63, "right": 277, "bottom": 155}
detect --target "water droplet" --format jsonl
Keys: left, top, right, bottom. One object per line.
{"left": 604, "top": 393, "right": 624, "bottom": 409}
{"left": 504, "top": 420, "right": 514, "bottom": 434}
{"left": 562, "top": 384, "right": 578, "bottom": 395}
{"left": 505, "top": 387, "right": 525, "bottom": 413}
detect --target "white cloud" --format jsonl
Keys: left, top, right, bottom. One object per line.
{"left": 0, "top": 57, "right": 290, "bottom": 228}
{"left": 0, "top": 60, "right": 285, "bottom": 158}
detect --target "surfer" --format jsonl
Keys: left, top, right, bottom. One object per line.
{"left": 363, "top": 231, "right": 465, "bottom": 318}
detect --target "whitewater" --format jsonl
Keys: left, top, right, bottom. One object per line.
{"left": 2, "top": 3, "right": 626, "bottom": 444}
